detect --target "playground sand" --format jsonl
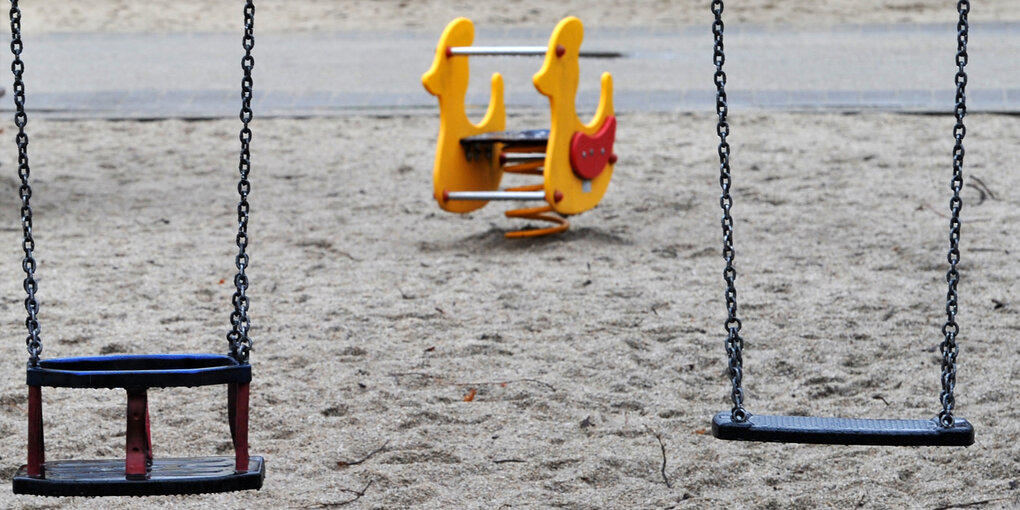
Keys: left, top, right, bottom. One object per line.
{"left": 0, "top": 2, "right": 1017, "bottom": 510}
{"left": 0, "top": 111, "right": 1013, "bottom": 509}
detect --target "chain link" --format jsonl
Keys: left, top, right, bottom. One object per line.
{"left": 9, "top": 0, "right": 41, "bottom": 367}
{"left": 711, "top": 0, "right": 747, "bottom": 422}
{"left": 228, "top": 0, "right": 255, "bottom": 363}
{"left": 939, "top": 0, "right": 969, "bottom": 428}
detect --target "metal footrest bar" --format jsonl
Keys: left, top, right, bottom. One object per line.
{"left": 501, "top": 153, "right": 546, "bottom": 163}
{"left": 444, "top": 190, "right": 546, "bottom": 201}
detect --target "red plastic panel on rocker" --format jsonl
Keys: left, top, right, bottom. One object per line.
{"left": 569, "top": 116, "right": 616, "bottom": 180}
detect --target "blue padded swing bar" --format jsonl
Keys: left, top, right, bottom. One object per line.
{"left": 27, "top": 354, "right": 251, "bottom": 389}
{"left": 712, "top": 413, "right": 974, "bottom": 446}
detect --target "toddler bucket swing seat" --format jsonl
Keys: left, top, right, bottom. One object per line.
{"left": 10, "top": 0, "right": 266, "bottom": 496}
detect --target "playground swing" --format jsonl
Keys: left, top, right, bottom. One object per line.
{"left": 708, "top": 0, "right": 975, "bottom": 446}
{"left": 422, "top": 17, "right": 618, "bottom": 238}
{"left": 10, "top": 0, "right": 265, "bottom": 496}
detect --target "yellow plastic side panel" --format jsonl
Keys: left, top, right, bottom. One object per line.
{"left": 533, "top": 17, "right": 615, "bottom": 216}
{"left": 422, "top": 17, "right": 507, "bottom": 213}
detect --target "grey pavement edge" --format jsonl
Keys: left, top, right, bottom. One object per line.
{"left": 1, "top": 22, "right": 1017, "bottom": 119}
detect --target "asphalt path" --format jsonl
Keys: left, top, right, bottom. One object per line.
{"left": 3, "top": 23, "right": 1017, "bottom": 118}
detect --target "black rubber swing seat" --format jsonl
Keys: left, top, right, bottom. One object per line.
{"left": 712, "top": 412, "right": 974, "bottom": 446}
{"left": 13, "top": 457, "right": 266, "bottom": 497}
{"left": 460, "top": 129, "right": 549, "bottom": 149}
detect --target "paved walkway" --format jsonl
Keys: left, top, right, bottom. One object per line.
{"left": 6, "top": 23, "right": 1019, "bottom": 118}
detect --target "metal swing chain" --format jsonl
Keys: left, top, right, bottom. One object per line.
{"left": 709, "top": 0, "right": 969, "bottom": 427}
{"left": 9, "top": 0, "right": 41, "bottom": 368}
{"left": 939, "top": 0, "right": 969, "bottom": 428}
{"left": 711, "top": 0, "right": 747, "bottom": 422}
{"left": 8, "top": 1, "right": 257, "bottom": 366}
{"left": 228, "top": 0, "right": 255, "bottom": 364}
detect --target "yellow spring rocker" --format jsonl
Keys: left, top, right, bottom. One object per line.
{"left": 422, "top": 17, "right": 616, "bottom": 238}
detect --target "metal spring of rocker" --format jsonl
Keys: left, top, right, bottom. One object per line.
{"left": 499, "top": 149, "right": 569, "bottom": 238}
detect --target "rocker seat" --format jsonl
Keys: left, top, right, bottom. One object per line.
{"left": 28, "top": 354, "right": 251, "bottom": 389}
{"left": 712, "top": 412, "right": 974, "bottom": 446}
{"left": 13, "top": 456, "right": 265, "bottom": 497}
{"left": 461, "top": 129, "right": 549, "bottom": 149}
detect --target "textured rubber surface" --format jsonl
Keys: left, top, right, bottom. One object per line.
{"left": 712, "top": 412, "right": 974, "bottom": 446}
{"left": 13, "top": 456, "right": 265, "bottom": 496}
{"left": 461, "top": 129, "right": 549, "bottom": 148}
{"left": 28, "top": 354, "right": 251, "bottom": 389}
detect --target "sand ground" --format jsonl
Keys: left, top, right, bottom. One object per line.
{"left": 0, "top": 111, "right": 1015, "bottom": 509}
{"left": 0, "top": 1, "right": 1016, "bottom": 510}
